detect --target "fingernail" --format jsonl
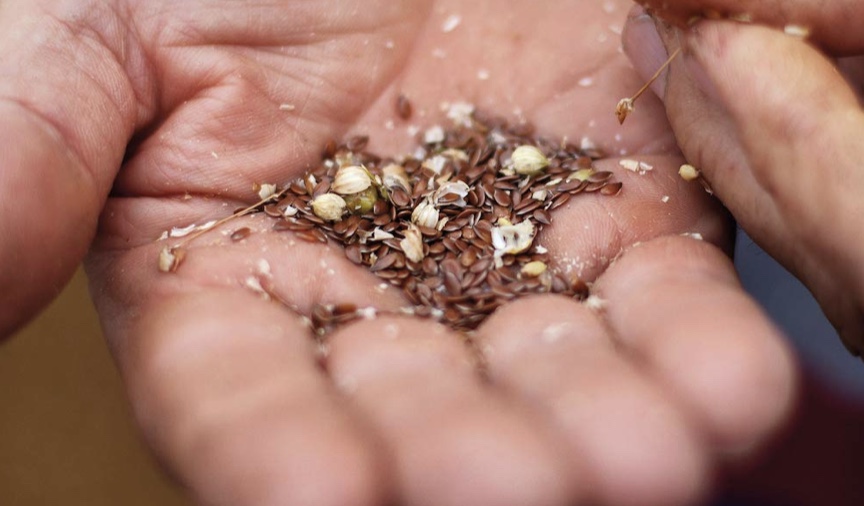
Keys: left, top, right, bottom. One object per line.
{"left": 623, "top": 9, "right": 672, "bottom": 100}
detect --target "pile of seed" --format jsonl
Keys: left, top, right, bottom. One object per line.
{"left": 243, "top": 108, "right": 620, "bottom": 334}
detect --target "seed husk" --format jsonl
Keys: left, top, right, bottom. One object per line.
{"left": 161, "top": 106, "right": 622, "bottom": 335}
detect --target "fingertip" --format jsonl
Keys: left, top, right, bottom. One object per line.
{"left": 595, "top": 236, "right": 800, "bottom": 452}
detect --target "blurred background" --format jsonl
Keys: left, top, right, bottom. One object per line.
{"left": 1, "top": 232, "right": 863, "bottom": 505}
{"left": 0, "top": 269, "right": 190, "bottom": 506}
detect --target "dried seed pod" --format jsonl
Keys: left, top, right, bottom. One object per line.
{"left": 510, "top": 145, "right": 549, "bottom": 175}
{"left": 256, "top": 183, "right": 278, "bottom": 200}
{"left": 521, "top": 261, "right": 547, "bottom": 278}
{"left": 401, "top": 224, "right": 425, "bottom": 263}
{"left": 568, "top": 168, "right": 595, "bottom": 182}
{"left": 433, "top": 181, "right": 470, "bottom": 207}
{"left": 679, "top": 164, "right": 700, "bottom": 181}
{"left": 343, "top": 186, "right": 379, "bottom": 214}
{"left": 332, "top": 165, "right": 373, "bottom": 195}
{"left": 615, "top": 98, "right": 635, "bottom": 124}
{"left": 382, "top": 163, "right": 411, "bottom": 193}
{"left": 158, "top": 246, "right": 185, "bottom": 273}
{"left": 411, "top": 199, "right": 440, "bottom": 229}
{"left": 311, "top": 193, "right": 347, "bottom": 221}
{"left": 491, "top": 220, "right": 536, "bottom": 256}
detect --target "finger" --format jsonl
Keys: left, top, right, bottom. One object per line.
{"left": 636, "top": 0, "right": 864, "bottom": 54}
{"left": 110, "top": 289, "right": 389, "bottom": 506}
{"left": 593, "top": 236, "right": 798, "bottom": 454}
{"left": 326, "top": 317, "right": 580, "bottom": 506}
{"left": 627, "top": 17, "right": 864, "bottom": 355}
{"left": 476, "top": 295, "right": 710, "bottom": 506}
{"left": 0, "top": 3, "right": 140, "bottom": 336}
{"left": 540, "top": 155, "right": 730, "bottom": 283}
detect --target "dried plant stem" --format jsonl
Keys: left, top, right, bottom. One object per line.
{"left": 616, "top": 47, "right": 682, "bottom": 124}
{"left": 176, "top": 190, "right": 286, "bottom": 247}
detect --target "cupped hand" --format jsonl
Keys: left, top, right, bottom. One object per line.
{"left": 1, "top": 1, "right": 797, "bottom": 505}
{"left": 625, "top": 0, "right": 864, "bottom": 357}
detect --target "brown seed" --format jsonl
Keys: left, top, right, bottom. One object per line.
{"left": 371, "top": 252, "right": 399, "bottom": 272}
{"left": 295, "top": 230, "right": 321, "bottom": 243}
{"left": 493, "top": 189, "right": 512, "bottom": 207}
{"left": 231, "top": 227, "right": 252, "bottom": 242}
{"left": 396, "top": 94, "right": 413, "bottom": 120}
{"left": 600, "top": 181, "right": 624, "bottom": 196}
{"left": 533, "top": 209, "right": 552, "bottom": 225}
{"left": 345, "top": 244, "right": 363, "bottom": 264}
{"left": 422, "top": 256, "right": 439, "bottom": 276}
{"left": 550, "top": 192, "right": 571, "bottom": 210}
{"left": 346, "top": 135, "right": 369, "bottom": 152}
{"left": 460, "top": 248, "right": 478, "bottom": 268}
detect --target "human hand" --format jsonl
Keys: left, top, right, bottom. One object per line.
{"left": 624, "top": 1, "right": 864, "bottom": 357}
{"left": 1, "top": 1, "right": 796, "bottom": 505}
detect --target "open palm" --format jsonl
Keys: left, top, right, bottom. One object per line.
{"left": 1, "top": 1, "right": 797, "bottom": 505}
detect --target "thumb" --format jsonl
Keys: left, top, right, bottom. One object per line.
{"left": 625, "top": 15, "right": 864, "bottom": 357}
{"left": 0, "top": 3, "right": 140, "bottom": 338}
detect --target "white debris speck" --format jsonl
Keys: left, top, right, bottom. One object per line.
{"left": 577, "top": 76, "right": 595, "bottom": 87}
{"left": 257, "top": 183, "right": 278, "bottom": 200}
{"left": 384, "top": 119, "right": 395, "bottom": 130}
{"left": 580, "top": 136, "right": 597, "bottom": 151}
{"left": 357, "top": 307, "right": 377, "bottom": 320}
{"left": 385, "top": 39, "right": 395, "bottom": 49}
{"left": 661, "top": 195, "right": 670, "bottom": 203}
{"left": 422, "top": 154, "right": 448, "bottom": 174}
{"left": 370, "top": 228, "right": 396, "bottom": 241}
{"left": 542, "top": 322, "right": 571, "bottom": 344}
{"left": 446, "top": 101, "right": 475, "bottom": 127}
{"left": 423, "top": 125, "right": 446, "bottom": 144}
{"left": 282, "top": 205, "right": 298, "bottom": 217}
{"left": 489, "top": 131, "right": 508, "bottom": 145}
{"left": 210, "top": 151, "right": 219, "bottom": 159}
{"left": 681, "top": 232, "right": 704, "bottom": 241}
{"left": 532, "top": 189, "right": 549, "bottom": 201}
{"left": 441, "top": 14, "right": 462, "bottom": 32}
{"left": 620, "top": 159, "right": 640, "bottom": 172}
{"left": 784, "top": 24, "right": 810, "bottom": 38}
{"left": 412, "top": 146, "right": 427, "bottom": 160}
{"left": 376, "top": 283, "right": 390, "bottom": 293}
{"left": 158, "top": 231, "right": 169, "bottom": 241}
{"left": 279, "top": 103, "right": 296, "bottom": 111}
{"left": 619, "top": 159, "right": 654, "bottom": 175}
{"left": 257, "top": 259, "right": 272, "bottom": 277}
{"left": 169, "top": 224, "right": 198, "bottom": 238}
{"left": 477, "top": 68, "right": 490, "bottom": 80}
{"left": 535, "top": 244, "right": 548, "bottom": 254}
{"left": 158, "top": 247, "right": 179, "bottom": 273}
{"left": 584, "top": 295, "right": 607, "bottom": 311}
{"left": 244, "top": 276, "right": 269, "bottom": 298}
{"left": 406, "top": 125, "right": 421, "bottom": 137}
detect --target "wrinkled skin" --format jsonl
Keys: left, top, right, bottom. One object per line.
{"left": 627, "top": 0, "right": 864, "bottom": 357}
{"left": 0, "top": 1, "right": 797, "bottom": 506}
